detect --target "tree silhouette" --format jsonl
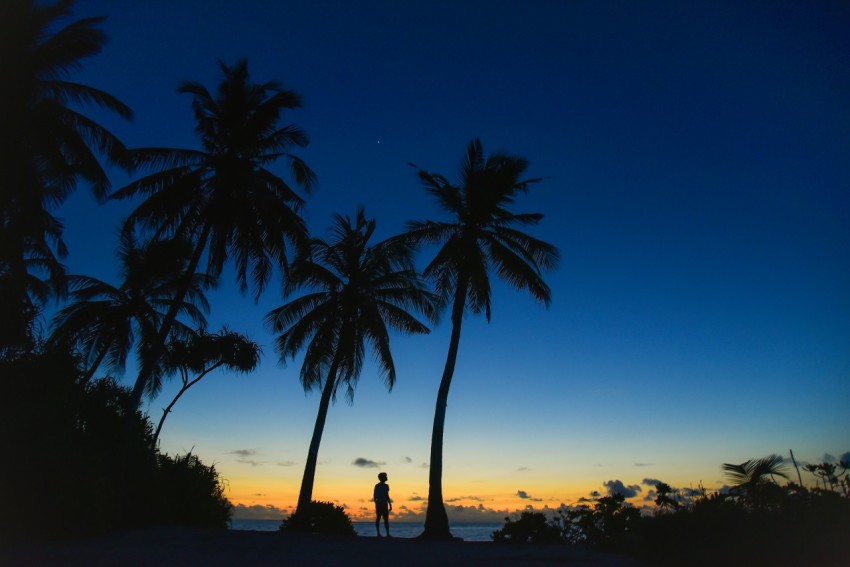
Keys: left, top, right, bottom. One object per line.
{"left": 1, "top": 0, "right": 132, "bottom": 348}
{"left": 266, "top": 208, "right": 437, "bottom": 529}
{"left": 153, "top": 328, "right": 261, "bottom": 447}
{"left": 111, "top": 59, "right": 314, "bottom": 409}
{"left": 47, "top": 233, "right": 212, "bottom": 388}
{"left": 722, "top": 454, "right": 789, "bottom": 508}
{"left": 402, "top": 138, "right": 559, "bottom": 538}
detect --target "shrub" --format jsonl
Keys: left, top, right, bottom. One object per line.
{"left": 1, "top": 343, "right": 233, "bottom": 538}
{"left": 492, "top": 511, "right": 563, "bottom": 543}
{"left": 558, "top": 493, "right": 641, "bottom": 548}
{"left": 280, "top": 501, "right": 356, "bottom": 535}
{"left": 155, "top": 452, "right": 232, "bottom": 528}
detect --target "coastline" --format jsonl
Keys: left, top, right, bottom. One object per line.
{"left": 0, "top": 526, "right": 647, "bottom": 566}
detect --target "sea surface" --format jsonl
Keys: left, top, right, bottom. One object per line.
{"left": 229, "top": 519, "right": 501, "bottom": 541}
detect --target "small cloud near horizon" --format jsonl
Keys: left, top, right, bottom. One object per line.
{"left": 403, "top": 456, "right": 413, "bottom": 463}
{"left": 517, "top": 466, "right": 530, "bottom": 472}
{"left": 227, "top": 449, "right": 260, "bottom": 458}
{"left": 446, "top": 496, "right": 486, "bottom": 503}
{"left": 276, "top": 461, "right": 296, "bottom": 467}
{"left": 642, "top": 478, "right": 662, "bottom": 487}
{"left": 517, "top": 490, "right": 542, "bottom": 502}
{"left": 634, "top": 463, "right": 653, "bottom": 467}
{"left": 603, "top": 480, "right": 641, "bottom": 498}
{"left": 352, "top": 457, "right": 384, "bottom": 468}
{"left": 226, "top": 449, "right": 263, "bottom": 466}
{"left": 231, "top": 503, "right": 287, "bottom": 520}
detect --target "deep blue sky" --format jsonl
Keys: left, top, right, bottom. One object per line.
{"left": 53, "top": 0, "right": 849, "bottom": 519}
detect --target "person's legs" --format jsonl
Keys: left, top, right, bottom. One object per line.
{"left": 383, "top": 514, "right": 390, "bottom": 537}
{"left": 375, "top": 505, "right": 387, "bottom": 536}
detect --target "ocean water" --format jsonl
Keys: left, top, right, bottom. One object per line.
{"left": 229, "top": 519, "right": 500, "bottom": 542}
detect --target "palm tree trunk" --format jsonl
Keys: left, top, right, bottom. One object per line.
{"left": 292, "top": 359, "right": 340, "bottom": 530}
{"left": 421, "top": 281, "right": 467, "bottom": 539}
{"left": 129, "top": 223, "right": 211, "bottom": 410}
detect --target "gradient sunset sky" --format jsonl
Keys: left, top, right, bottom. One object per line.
{"left": 53, "top": 0, "right": 849, "bottom": 521}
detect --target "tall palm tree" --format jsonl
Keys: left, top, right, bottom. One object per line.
{"left": 1, "top": 0, "right": 132, "bottom": 348}
{"left": 266, "top": 208, "right": 437, "bottom": 529}
{"left": 47, "top": 233, "right": 212, "bottom": 389}
{"left": 153, "top": 328, "right": 261, "bottom": 447}
{"left": 403, "top": 138, "right": 559, "bottom": 538}
{"left": 110, "top": 59, "right": 315, "bottom": 408}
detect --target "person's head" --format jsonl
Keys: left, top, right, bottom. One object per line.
{"left": 378, "top": 472, "right": 388, "bottom": 482}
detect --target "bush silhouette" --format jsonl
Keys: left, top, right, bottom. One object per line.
{"left": 492, "top": 511, "right": 562, "bottom": 543}
{"left": 280, "top": 501, "right": 356, "bottom": 535}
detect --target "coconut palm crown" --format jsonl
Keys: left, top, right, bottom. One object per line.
{"left": 1, "top": 0, "right": 132, "bottom": 348}
{"left": 47, "top": 233, "right": 213, "bottom": 391}
{"left": 110, "top": 59, "right": 315, "bottom": 408}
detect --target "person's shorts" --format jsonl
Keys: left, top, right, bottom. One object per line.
{"left": 375, "top": 503, "right": 389, "bottom": 517}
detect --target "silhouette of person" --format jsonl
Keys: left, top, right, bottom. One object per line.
{"left": 373, "top": 471, "right": 392, "bottom": 537}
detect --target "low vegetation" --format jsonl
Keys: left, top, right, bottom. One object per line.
{"left": 0, "top": 342, "right": 232, "bottom": 539}
{"left": 280, "top": 501, "right": 356, "bottom": 535}
{"left": 492, "top": 455, "right": 849, "bottom": 566}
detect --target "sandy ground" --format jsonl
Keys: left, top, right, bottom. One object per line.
{"left": 0, "top": 527, "right": 650, "bottom": 566}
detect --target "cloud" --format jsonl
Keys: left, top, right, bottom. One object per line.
{"left": 276, "top": 461, "right": 296, "bottom": 467}
{"left": 419, "top": 462, "right": 429, "bottom": 468}
{"left": 392, "top": 502, "right": 510, "bottom": 523}
{"left": 231, "top": 503, "right": 287, "bottom": 520}
{"left": 642, "top": 478, "right": 662, "bottom": 487}
{"left": 603, "top": 480, "right": 641, "bottom": 498}
{"left": 634, "top": 463, "right": 653, "bottom": 467}
{"left": 516, "top": 490, "right": 542, "bottom": 502}
{"left": 446, "top": 496, "right": 486, "bottom": 503}
{"left": 227, "top": 449, "right": 260, "bottom": 458}
{"left": 408, "top": 495, "right": 425, "bottom": 502}
{"left": 841, "top": 451, "right": 850, "bottom": 463}
{"left": 517, "top": 467, "right": 530, "bottom": 472}
{"left": 403, "top": 456, "right": 413, "bottom": 463}
{"left": 227, "top": 449, "right": 264, "bottom": 466}
{"left": 352, "top": 457, "right": 384, "bottom": 468}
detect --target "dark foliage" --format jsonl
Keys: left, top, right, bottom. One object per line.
{"left": 492, "top": 511, "right": 562, "bottom": 543}
{"left": 0, "top": 341, "right": 231, "bottom": 539}
{"left": 632, "top": 485, "right": 850, "bottom": 566}
{"left": 155, "top": 452, "right": 231, "bottom": 528}
{"left": 558, "top": 493, "right": 642, "bottom": 549}
{"left": 280, "top": 501, "right": 356, "bottom": 535}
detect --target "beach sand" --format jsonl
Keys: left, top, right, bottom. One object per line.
{"left": 1, "top": 526, "right": 649, "bottom": 566}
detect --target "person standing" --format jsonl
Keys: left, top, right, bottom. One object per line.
{"left": 374, "top": 472, "right": 392, "bottom": 537}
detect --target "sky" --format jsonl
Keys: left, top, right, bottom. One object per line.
{"left": 47, "top": 0, "right": 849, "bottom": 522}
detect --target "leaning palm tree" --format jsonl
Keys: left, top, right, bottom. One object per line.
{"left": 47, "top": 233, "right": 212, "bottom": 388}
{"left": 403, "top": 138, "right": 559, "bottom": 538}
{"left": 110, "top": 59, "right": 315, "bottom": 409}
{"left": 153, "top": 328, "right": 261, "bottom": 447}
{"left": 1, "top": 0, "right": 132, "bottom": 347}
{"left": 266, "top": 208, "right": 437, "bottom": 530}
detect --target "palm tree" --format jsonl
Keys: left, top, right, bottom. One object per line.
{"left": 722, "top": 454, "right": 789, "bottom": 508}
{"left": 403, "top": 138, "right": 559, "bottom": 538}
{"left": 110, "top": 59, "right": 315, "bottom": 408}
{"left": 153, "top": 328, "right": 261, "bottom": 447}
{"left": 1, "top": 0, "right": 132, "bottom": 347}
{"left": 47, "top": 233, "right": 212, "bottom": 389}
{"left": 266, "top": 208, "right": 437, "bottom": 529}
